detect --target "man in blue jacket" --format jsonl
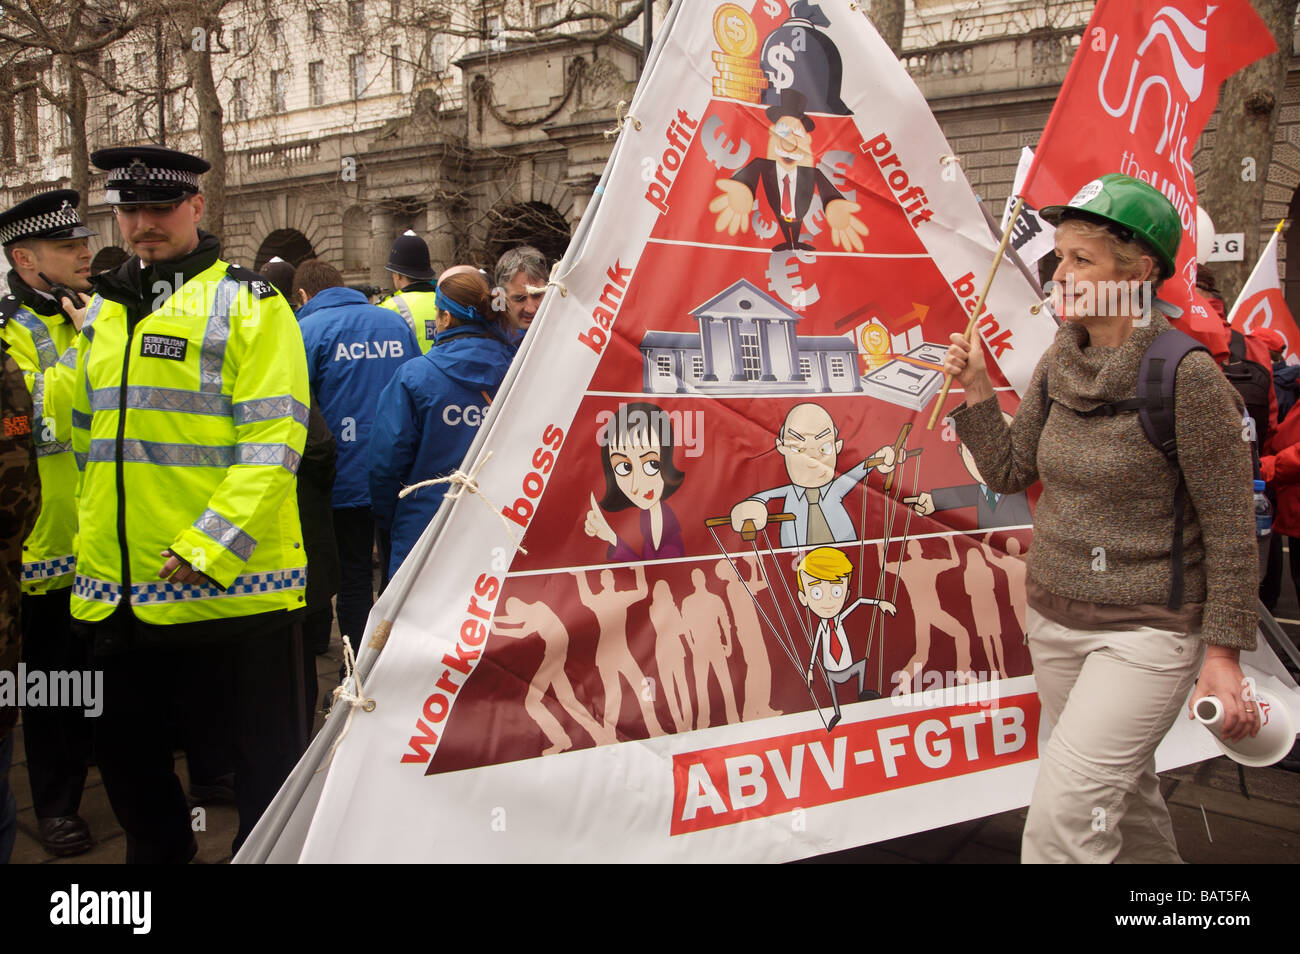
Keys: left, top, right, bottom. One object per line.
{"left": 369, "top": 272, "right": 515, "bottom": 578}
{"left": 294, "top": 259, "right": 418, "bottom": 649}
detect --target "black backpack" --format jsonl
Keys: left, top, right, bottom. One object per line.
{"left": 1220, "top": 329, "right": 1272, "bottom": 453}
{"left": 1042, "top": 329, "right": 1206, "bottom": 609}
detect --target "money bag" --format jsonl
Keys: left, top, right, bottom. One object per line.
{"left": 759, "top": 0, "right": 851, "bottom": 116}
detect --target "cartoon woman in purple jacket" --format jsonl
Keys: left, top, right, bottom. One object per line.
{"left": 584, "top": 402, "right": 686, "bottom": 561}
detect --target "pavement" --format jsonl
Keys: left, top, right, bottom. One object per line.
{"left": 9, "top": 556, "right": 1300, "bottom": 865}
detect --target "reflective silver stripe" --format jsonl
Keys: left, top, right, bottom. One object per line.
{"left": 88, "top": 438, "right": 233, "bottom": 467}
{"left": 31, "top": 373, "right": 45, "bottom": 424}
{"left": 73, "top": 574, "right": 123, "bottom": 603}
{"left": 392, "top": 295, "right": 416, "bottom": 335}
{"left": 130, "top": 568, "right": 306, "bottom": 604}
{"left": 12, "top": 307, "right": 57, "bottom": 368}
{"left": 23, "top": 555, "right": 75, "bottom": 582}
{"left": 236, "top": 442, "right": 301, "bottom": 472}
{"left": 71, "top": 409, "right": 91, "bottom": 430}
{"left": 36, "top": 440, "right": 72, "bottom": 457}
{"left": 58, "top": 345, "right": 77, "bottom": 369}
{"left": 193, "top": 508, "right": 258, "bottom": 561}
{"left": 74, "top": 452, "right": 87, "bottom": 470}
{"left": 81, "top": 297, "right": 104, "bottom": 342}
{"left": 92, "top": 385, "right": 231, "bottom": 416}
{"left": 200, "top": 276, "right": 240, "bottom": 393}
{"left": 233, "top": 395, "right": 309, "bottom": 426}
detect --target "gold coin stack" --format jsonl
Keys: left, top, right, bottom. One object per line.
{"left": 712, "top": 51, "right": 768, "bottom": 102}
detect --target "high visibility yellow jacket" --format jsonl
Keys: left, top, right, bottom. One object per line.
{"left": 379, "top": 284, "right": 438, "bottom": 354}
{"left": 71, "top": 243, "right": 309, "bottom": 625}
{"left": 0, "top": 289, "right": 79, "bottom": 595}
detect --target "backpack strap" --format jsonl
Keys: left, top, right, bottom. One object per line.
{"left": 1137, "top": 329, "right": 1206, "bottom": 609}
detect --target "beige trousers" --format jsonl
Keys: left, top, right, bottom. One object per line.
{"left": 1022, "top": 607, "right": 1205, "bottom": 863}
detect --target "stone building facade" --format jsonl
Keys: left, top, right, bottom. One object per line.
{"left": 1, "top": 0, "right": 1298, "bottom": 309}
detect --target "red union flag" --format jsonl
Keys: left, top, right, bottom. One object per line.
{"left": 1022, "top": 0, "right": 1275, "bottom": 312}
{"left": 1229, "top": 225, "right": 1300, "bottom": 360}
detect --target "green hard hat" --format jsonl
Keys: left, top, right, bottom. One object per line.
{"left": 1040, "top": 173, "right": 1182, "bottom": 279}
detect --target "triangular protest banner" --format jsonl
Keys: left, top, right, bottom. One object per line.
{"left": 1229, "top": 224, "right": 1300, "bottom": 361}
{"left": 1021, "top": 0, "right": 1276, "bottom": 315}
{"left": 236, "top": 1, "right": 1298, "bottom": 863}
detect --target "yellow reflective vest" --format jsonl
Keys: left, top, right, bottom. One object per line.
{"left": 71, "top": 256, "right": 309, "bottom": 625}
{"left": 0, "top": 294, "right": 79, "bottom": 595}
{"left": 379, "top": 287, "right": 438, "bottom": 354}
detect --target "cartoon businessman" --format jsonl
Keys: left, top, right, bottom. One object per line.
{"left": 709, "top": 89, "right": 869, "bottom": 252}
{"left": 797, "top": 547, "right": 896, "bottom": 731}
{"left": 909, "top": 413, "right": 1031, "bottom": 529}
{"left": 730, "top": 402, "right": 897, "bottom": 547}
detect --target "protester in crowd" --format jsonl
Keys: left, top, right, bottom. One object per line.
{"left": 262, "top": 256, "right": 297, "bottom": 307}
{"left": 370, "top": 270, "right": 516, "bottom": 577}
{"left": 72, "top": 145, "right": 309, "bottom": 863}
{"left": 0, "top": 336, "right": 40, "bottom": 864}
{"left": 295, "top": 258, "right": 418, "bottom": 654}
{"left": 0, "top": 190, "right": 96, "bottom": 856}
{"left": 297, "top": 395, "right": 338, "bottom": 717}
{"left": 943, "top": 173, "right": 1259, "bottom": 863}
{"left": 493, "top": 245, "right": 548, "bottom": 343}
{"left": 379, "top": 231, "right": 439, "bottom": 354}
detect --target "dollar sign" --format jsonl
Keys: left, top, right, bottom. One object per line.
{"left": 700, "top": 114, "right": 752, "bottom": 171}
{"left": 752, "top": 211, "right": 777, "bottom": 240}
{"left": 762, "top": 0, "right": 782, "bottom": 15}
{"left": 725, "top": 14, "right": 746, "bottom": 46}
{"left": 766, "top": 43, "right": 795, "bottom": 93}
{"left": 765, "top": 250, "right": 821, "bottom": 311}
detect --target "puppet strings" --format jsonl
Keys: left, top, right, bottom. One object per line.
{"left": 705, "top": 526, "right": 828, "bottom": 727}
{"left": 866, "top": 461, "right": 923, "bottom": 693}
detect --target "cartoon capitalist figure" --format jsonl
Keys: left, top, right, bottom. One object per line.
{"left": 797, "top": 547, "right": 896, "bottom": 731}
{"left": 709, "top": 89, "right": 868, "bottom": 252}
{"left": 730, "top": 402, "right": 896, "bottom": 547}
{"left": 910, "top": 414, "right": 1031, "bottom": 529}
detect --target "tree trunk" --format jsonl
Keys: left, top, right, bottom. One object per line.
{"left": 182, "top": 11, "right": 227, "bottom": 238}
{"left": 65, "top": 57, "right": 90, "bottom": 202}
{"left": 868, "top": 0, "right": 905, "bottom": 57}
{"left": 1203, "top": 0, "right": 1297, "bottom": 303}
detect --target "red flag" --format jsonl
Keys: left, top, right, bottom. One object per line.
{"left": 1022, "top": 0, "right": 1275, "bottom": 312}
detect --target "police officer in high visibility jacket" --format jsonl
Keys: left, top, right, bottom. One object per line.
{"left": 0, "top": 190, "right": 97, "bottom": 856}
{"left": 378, "top": 230, "right": 438, "bottom": 354}
{"left": 72, "top": 145, "right": 310, "bottom": 863}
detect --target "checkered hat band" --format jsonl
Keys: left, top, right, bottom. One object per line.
{"left": 0, "top": 205, "right": 83, "bottom": 245}
{"left": 109, "top": 166, "right": 200, "bottom": 191}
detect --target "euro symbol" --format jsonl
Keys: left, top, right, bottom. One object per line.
{"left": 765, "top": 250, "right": 821, "bottom": 311}
{"left": 700, "top": 114, "right": 752, "bottom": 171}
{"left": 752, "top": 211, "right": 778, "bottom": 240}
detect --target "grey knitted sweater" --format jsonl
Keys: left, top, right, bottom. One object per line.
{"left": 951, "top": 313, "right": 1258, "bottom": 650}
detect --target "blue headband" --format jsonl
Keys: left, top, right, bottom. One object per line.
{"left": 436, "top": 286, "right": 486, "bottom": 325}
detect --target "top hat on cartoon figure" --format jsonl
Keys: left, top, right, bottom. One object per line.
{"left": 765, "top": 89, "right": 816, "bottom": 132}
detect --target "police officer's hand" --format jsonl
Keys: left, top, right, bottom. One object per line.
{"left": 59, "top": 292, "right": 89, "bottom": 331}
{"left": 159, "top": 549, "right": 209, "bottom": 586}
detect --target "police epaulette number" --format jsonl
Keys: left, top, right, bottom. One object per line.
{"left": 0, "top": 294, "right": 19, "bottom": 327}
{"left": 226, "top": 264, "right": 277, "bottom": 299}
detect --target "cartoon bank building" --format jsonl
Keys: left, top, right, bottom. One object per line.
{"left": 639, "top": 279, "right": 860, "bottom": 396}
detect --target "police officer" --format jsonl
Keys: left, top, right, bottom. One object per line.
{"left": 0, "top": 190, "right": 97, "bottom": 856}
{"left": 72, "top": 145, "right": 310, "bottom": 862}
{"left": 378, "top": 230, "right": 438, "bottom": 354}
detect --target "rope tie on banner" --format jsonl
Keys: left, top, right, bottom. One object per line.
{"left": 399, "top": 451, "right": 528, "bottom": 555}
{"left": 318, "top": 634, "right": 375, "bottom": 772}
{"left": 547, "top": 261, "right": 568, "bottom": 297}
{"left": 604, "top": 100, "right": 642, "bottom": 139}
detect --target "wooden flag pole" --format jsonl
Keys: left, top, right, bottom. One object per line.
{"left": 926, "top": 194, "right": 1026, "bottom": 431}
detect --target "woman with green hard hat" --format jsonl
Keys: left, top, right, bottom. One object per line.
{"left": 942, "top": 173, "right": 1260, "bottom": 863}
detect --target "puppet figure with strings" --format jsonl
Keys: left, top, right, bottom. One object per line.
{"left": 797, "top": 547, "right": 896, "bottom": 731}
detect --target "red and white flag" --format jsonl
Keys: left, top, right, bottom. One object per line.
{"left": 1229, "top": 224, "right": 1300, "bottom": 362}
{"left": 1022, "top": 0, "right": 1275, "bottom": 313}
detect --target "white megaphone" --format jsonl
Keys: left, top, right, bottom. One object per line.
{"left": 1193, "top": 691, "right": 1297, "bottom": 767}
